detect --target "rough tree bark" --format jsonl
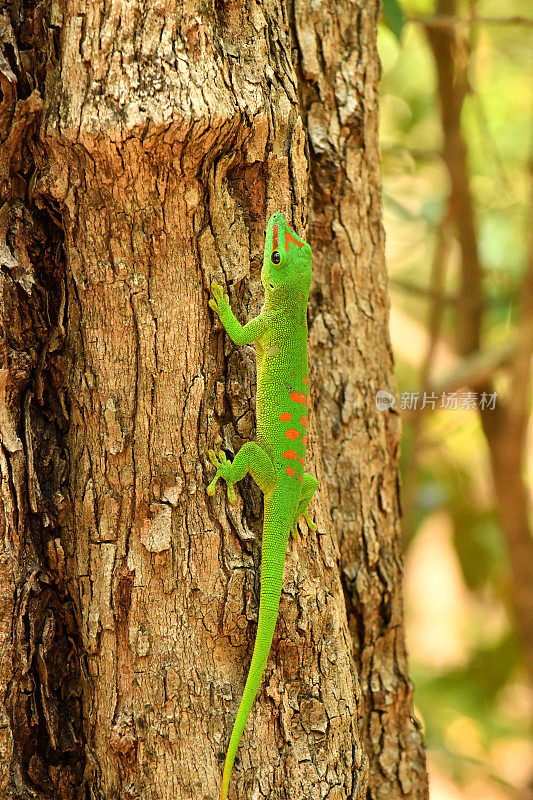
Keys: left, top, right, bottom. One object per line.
{"left": 290, "top": 4, "right": 429, "bottom": 798}
{"left": 0, "top": 6, "right": 86, "bottom": 798}
{"left": 0, "top": 1, "right": 427, "bottom": 799}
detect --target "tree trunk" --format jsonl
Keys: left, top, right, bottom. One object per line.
{"left": 290, "top": 3, "right": 429, "bottom": 798}
{"left": 0, "top": 5, "right": 86, "bottom": 798}
{"left": 0, "top": 1, "right": 427, "bottom": 799}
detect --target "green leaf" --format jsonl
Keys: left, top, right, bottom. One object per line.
{"left": 382, "top": 0, "right": 404, "bottom": 42}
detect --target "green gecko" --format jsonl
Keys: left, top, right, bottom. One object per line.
{"left": 208, "top": 211, "right": 318, "bottom": 800}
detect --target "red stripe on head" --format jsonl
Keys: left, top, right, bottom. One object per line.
{"left": 273, "top": 224, "right": 278, "bottom": 252}
{"left": 284, "top": 231, "right": 304, "bottom": 252}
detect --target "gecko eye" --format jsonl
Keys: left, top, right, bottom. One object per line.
{"left": 271, "top": 251, "right": 281, "bottom": 265}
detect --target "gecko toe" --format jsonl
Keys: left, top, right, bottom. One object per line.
{"left": 305, "top": 513, "right": 317, "bottom": 531}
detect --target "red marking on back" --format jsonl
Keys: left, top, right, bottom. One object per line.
{"left": 286, "top": 466, "right": 296, "bottom": 477}
{"left": 303, "top": 375, "right": 308, "bottom": 385}
{"left": 279, "top": 412, "right": 292, "bottom": 421}
{"left": 301, "top": 415, "right": 308, "bottom": 428}
{"left": 298, "top": 475, "right": 302, "bottom": 482}
{"left": 302, "top": 435, "right": 308, "bottom": 446}
{"left": 299, "top": 456, "right": 305, "bottom": 465}
{"left": 284, "top": 231, "right": 304, "bottom": 252}
{"left": 285, "top": 429, "right": 300, "bottom": 440}
{"left": 273, "top": 224, "right": 278, "bottom": 251}
{"left": 290, "top": 391, "right": 308, "bottom": 406}
{"left": 283, "top": 450, "right": 298, "bottom": 460}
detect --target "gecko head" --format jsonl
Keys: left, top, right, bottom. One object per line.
{"left": 262, "top": 212, "right": 312, "bottom": 308}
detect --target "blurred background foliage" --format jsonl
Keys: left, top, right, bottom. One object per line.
{"left": 378, "top": 0, "right": 533, "bottom": 797}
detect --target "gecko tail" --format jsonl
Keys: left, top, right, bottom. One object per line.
{"left": 221, "top": 566, "right": 284, "bottom": 800}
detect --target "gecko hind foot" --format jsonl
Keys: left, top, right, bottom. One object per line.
{"left": 289, "top": 506, "right": 316, "bottom": 538}
{"left": 290, "top": 473, "right": 319, "bottom": 535}
{"left": 303, "top": 511, "right": 317, "bottom": 531}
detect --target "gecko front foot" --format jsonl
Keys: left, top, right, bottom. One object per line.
{"left": 208, "top": 282, "right": 230, "bottom": 319}
{"left": 207, "top": 450, "right": 236, "bottom": 502}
